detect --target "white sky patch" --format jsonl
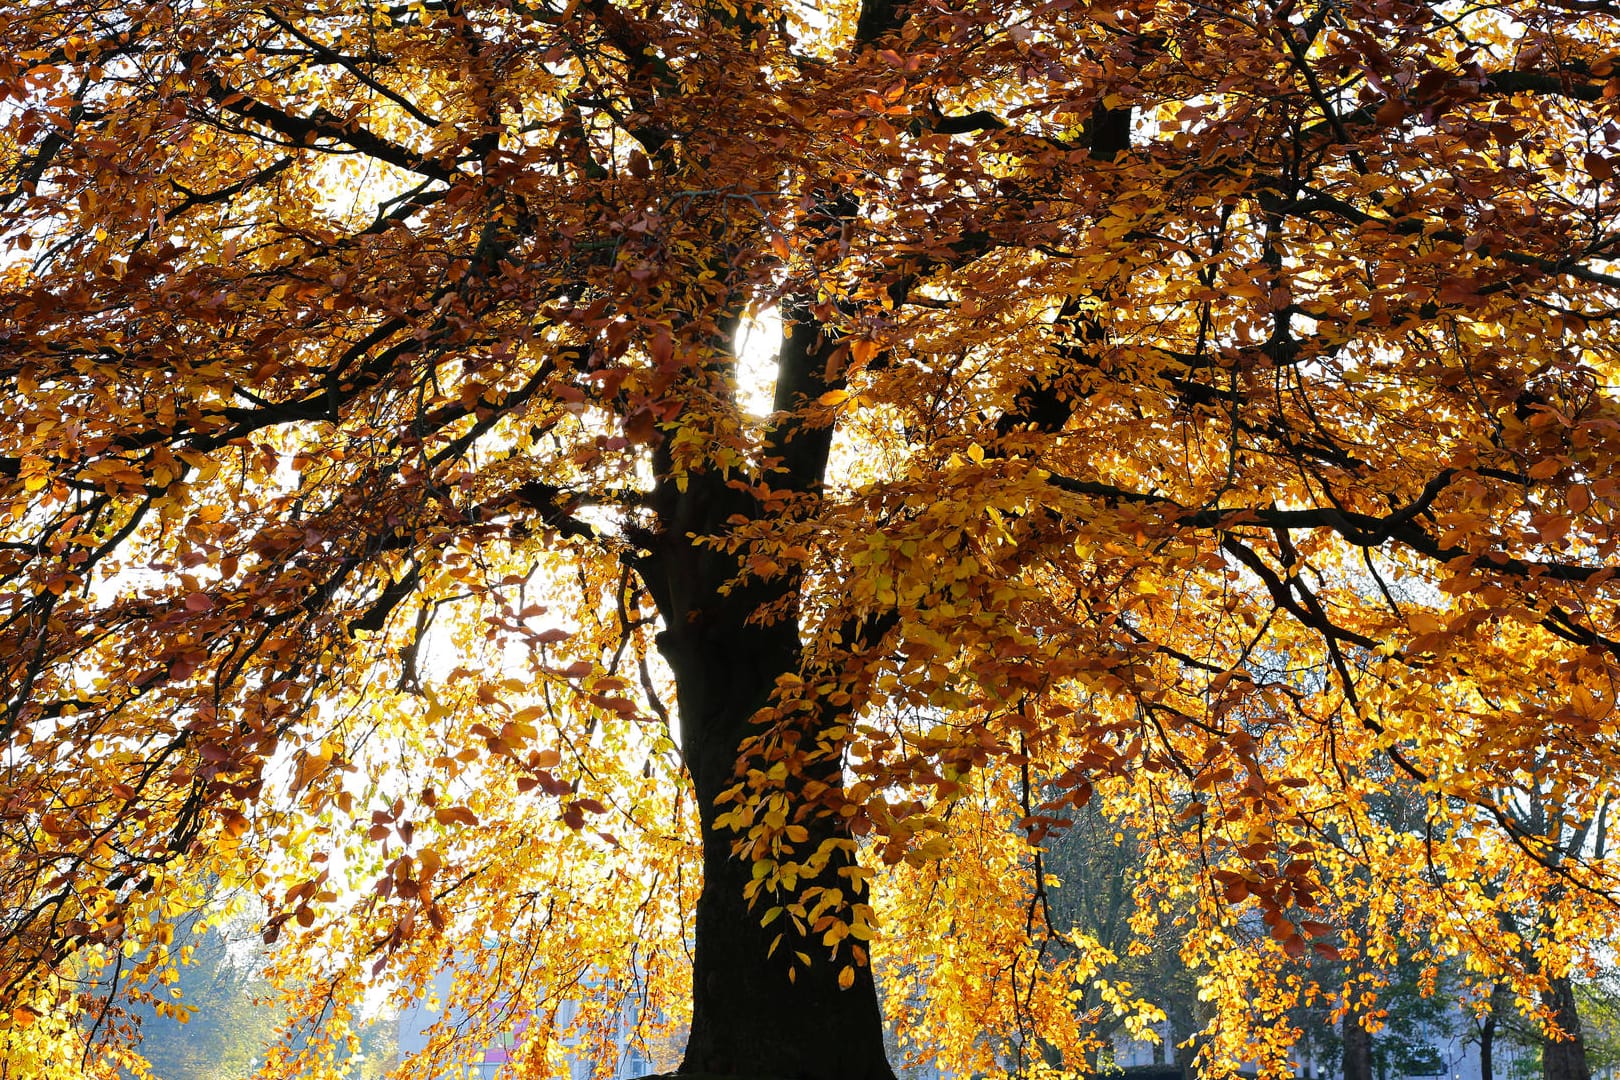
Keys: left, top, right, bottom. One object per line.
{"left": 735, "top": 306, "right": 783, "bottom": 416}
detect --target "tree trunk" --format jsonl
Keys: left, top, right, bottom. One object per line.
{"left": 681, "top": 791, "right": 893, "bottom": 1079}
{"left": 1343, "top": 1004, "right": 1373, "bottom": 1080}
{"left": 633, "top": 126, "right": 900, "bottom": 1077}
{"left": 1480, "top": 1008, "right": 1496, "bottom": 1080}
{"left": 1480, "top": 980, "right": 1510, "bottom": 1080}
{"left": 1173, "top": 1037, "right": 1200, "bottom": 1080}
{"left": 1542, "top": 976, "right": 1591, "bottom": 1080}
{"left": 1173, "top": 994, "right": 1213, "bottom": 1080}
{"left": 653, "top": 561, "right": 894, "bottom": 1080}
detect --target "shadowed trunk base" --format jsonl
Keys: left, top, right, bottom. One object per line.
{"left": 660, "top": 617, "right": 897, "bottom": 1080}
{"left": 1544, "top": 976, "right": 1591, "bottom": 1080}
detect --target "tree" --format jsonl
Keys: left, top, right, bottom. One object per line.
{"left": 1285, "top": 930, "right": 1464, "bottom": 1080}
{"left": 4, "top": 1, "right": 1620, "bottom": 1078}
{"left": 1574, "top": 976, "right": 1620, "bottom": 1080}
{"left": 130, "top": 918, "right": 279, "bottom": 1080}
{"left": 1492, "top": 767, "right": 1610, "bottom": 1080}
{"left": 1036, "top": 797, "right": 1199, "bottom": 1075}
{"left": 128, "top": 907, "right": 400, "bottom": 1080}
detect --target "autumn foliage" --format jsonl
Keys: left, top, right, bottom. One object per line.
{"left": 3, "top": 0, "right": 1620, "bottom": 1077}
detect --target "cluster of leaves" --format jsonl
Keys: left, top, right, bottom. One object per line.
{"left": 2, "top": 0, "right": 1620, "bottom": 1076}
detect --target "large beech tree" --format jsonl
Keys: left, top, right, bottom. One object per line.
{"left": 4, "top": 1, "right": 1620, "bottom": 1078}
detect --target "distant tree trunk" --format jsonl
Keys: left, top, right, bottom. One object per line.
{"left": 1481, "top": 1007, "right": 1496, "bottom": 1080}
{"left": 1542, "top": 976, "right": 1591, "bottom": 1080}
{"left": 1480, "top": 980, "right": 1510, "bottom": 1080}
{"left": 1174, "top": 996, "right": 1214, "bottom": 1080}
{"left": 1173, "top": 1040, "right": 1199, "bottom": 1080}
{"left": 1343, "top": 1003, "right": 1373, "bottom": 1080}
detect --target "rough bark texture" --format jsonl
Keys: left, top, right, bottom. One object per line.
{"left": 1542, "top": 976, "right": 1591, "bottom": 1080}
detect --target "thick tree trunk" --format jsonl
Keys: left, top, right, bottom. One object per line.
{"left": 635, "top": 155, "right": 899, "bottom": 1076}
{"left": 655, "top": 595, "right": 894, "bottom": 1080}
{"left": 1542, "top": 976, "right": 1591, "bottom": 1080}
{"left": 681, "top": 783, "right": 893, "bottom": 1079}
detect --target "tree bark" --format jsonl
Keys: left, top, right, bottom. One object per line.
{"left": 655, "top": 601, "right": 894, "bottom": 1079}
{"left": 1542, "top": 976, "right": 1591, "bottom": 1080}
{"left": 638, "top": 379, "right": 895, "bottom": 1080}
{"left": 1480, "top": 1007, "right": 1496, "bottom": 1080}
{"left": 1343, "top": 1004, "right": 1373, "bottom": 1080}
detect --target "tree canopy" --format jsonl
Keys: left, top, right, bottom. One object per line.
{"left": 3, "top": 0, "right": 1620, "bottom": 1077}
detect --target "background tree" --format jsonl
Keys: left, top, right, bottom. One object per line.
{"left": 1286, "top": 936, "right": 1463, "bottom": 1080}
{"left": 1573, "top": 978, "right": 1620, "bottom": 1080}
{"left": 1039, "top": 798, "right": 1199, "bottom": 1075}
{"left": 128, "top": 909, "right": 398, "bottom": 1080}
{"left": 130, "top": 919, "right": 279, "bottom": 1080}
{"left": 4, "top": 1, "right": 1620, "bottom": 1079}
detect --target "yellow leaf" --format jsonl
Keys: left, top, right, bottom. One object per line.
{"left": 1573, "top": 686, "right": 1605, "bottom": 720}
{"left": 849, "top": 339, "right": 879, "bottom": 365}
{"left": 1407, "top": 611, "right": 1443, "bottom": 636}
